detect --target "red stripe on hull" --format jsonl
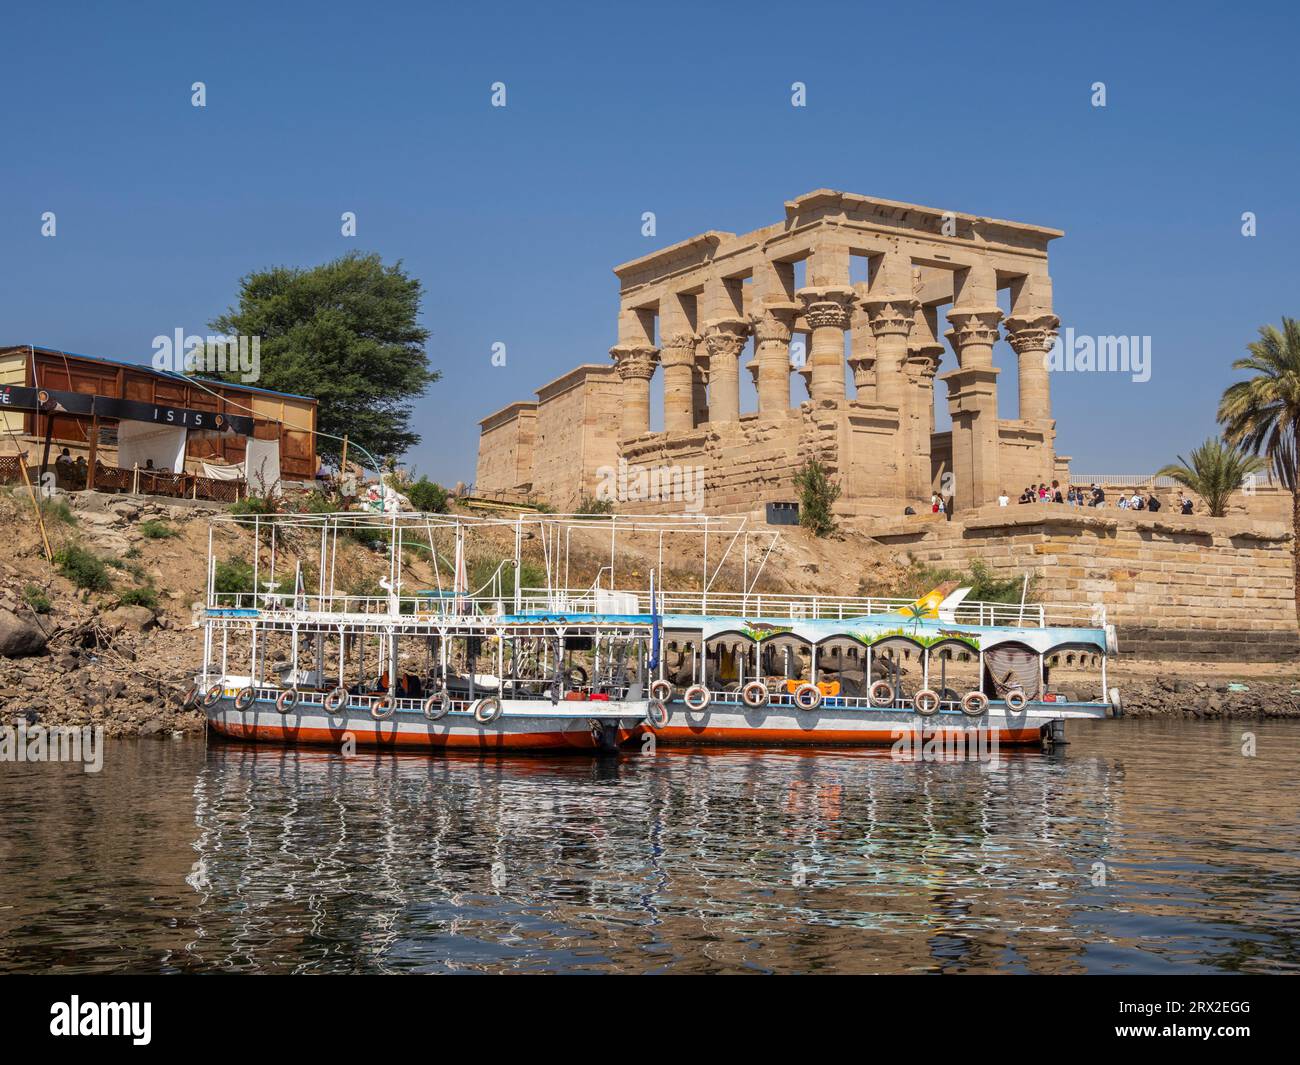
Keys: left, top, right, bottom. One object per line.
{"left": 210, "top": 719, "right": 629, "bottom": 751}
{"left": 649, "top": 725, "right": 1045, "bottom": 746}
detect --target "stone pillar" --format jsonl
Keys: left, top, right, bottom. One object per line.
{"left": 703, "top": 317, "right": 750, "bottom": 423}
{"left": 941, "top": 260, "right": 1003, "bottom": 509}
{"left": 660, "top": 331, "right": 698, "bottom": 434}
{"left": 1004, "top": 274, "right": 1058, "bottom": 423}
{"left": 609, "top": 344, "right": 660, "bottom": 439}
{"left": 750, "top": 304, "right": 798, "bottom": 413}
{"left": 847, "top": 303, "right": 876, "bottom": 402}
{"left": 796, "top": 286, "right": 855, "bottom": 404}
{"left": 908, "top": 307, "right": 945, "bottom": 436}
{"left": 692, "top": 340, "right": 710, "bottom": 427}
{"left": 862, "top": 249, "right": 918, "bottom": 412}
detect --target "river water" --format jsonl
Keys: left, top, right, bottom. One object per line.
{"left": 1, "top": 719, "right": 1297, "bottom": 974}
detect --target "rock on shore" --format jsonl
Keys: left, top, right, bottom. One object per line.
{"left": 1117, "top": 677, "right": 1300, "bottom": 719}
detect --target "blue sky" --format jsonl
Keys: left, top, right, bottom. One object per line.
{"left": 3, "top": 0, "right": 1297, "bottom": 484}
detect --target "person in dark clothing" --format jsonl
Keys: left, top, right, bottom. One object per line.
{"left": 1147, "top": 494, "right": 1161, "bottom": 512}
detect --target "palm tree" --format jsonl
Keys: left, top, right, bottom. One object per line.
{"left": 1217, "top": 317, "right": 1300, "bottom": 615}
{"left": 1156, "top": 437, "right": 1265, "bottom": 518}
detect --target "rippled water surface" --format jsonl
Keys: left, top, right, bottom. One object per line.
{"left": 1, "top": 720, "right": 1298, "bottom": 973}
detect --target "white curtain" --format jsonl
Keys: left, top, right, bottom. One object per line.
{"left": 116, "top": 421, "right": 187, "bottom": 473}
{"left": 244, "top": 438, "right": 281, "bottom": 495}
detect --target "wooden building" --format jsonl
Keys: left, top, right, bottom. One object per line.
{"left": 0, "top": 344, "right": 318, "bottom": 493}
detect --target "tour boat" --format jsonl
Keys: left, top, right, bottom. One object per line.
{"left": 189, "top": 512, "right": 1120, "bottom": 753}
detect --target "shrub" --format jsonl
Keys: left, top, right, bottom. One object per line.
{"left": 23, "top": 584, "right": 51, "bottom": 614}
{"left": 794, "top": 459, "right": 841, "bottom": 537}
{"left": 295, "top": 490, "right": 334, "bottom": 514}
{"left": 117, "top": 586, "right": 158, "bottom": 610}
{"left": 138, "top": 519, "right": 177, "bottom": 539}
{"left": 576, "top": 495, "right": 614, "bottom": 517}
{"left": 38, "top": 497, "right": 77, "bottom": 525}
{"left": 213, "top": 557, "right": 255, "bottom": 596}
{"left": 407, "top": 477, "right": 449, "bottom": 514}
{"left": 229, "top": 493, "right": 278, "bottom": 516}
{"left": 53, "top": 544, "right": 112, "bottom": 592}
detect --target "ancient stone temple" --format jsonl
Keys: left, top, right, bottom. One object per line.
{"left": 477, "top": 190, "right": 1067, "bottom": 515}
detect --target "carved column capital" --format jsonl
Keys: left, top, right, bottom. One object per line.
{"left": 1004, "top": 312, "right": 1060, "bottom": 354}
{"left": 796, "top": 286, "right": 855, "bottom": 330}
{"left": 659, "top": 332, "right": 698, "bottom": 367}
{"left": 609, "top": 344, "right": 660, "bottom": 381}
{"left": 704, "top": 326, "right": 749, "bottom": 361}
{"left": 750, "top": 308, "right": 795, "bottom": 345}
{"left": 863, "top": 296, "right": 920, "bottom": 338}
{"left": 945, "top": 308, "right": 1004, "bottom": 349}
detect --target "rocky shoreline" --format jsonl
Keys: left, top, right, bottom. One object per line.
{"left": 1115, "top": 677, "right": 1300, "bottom": 719}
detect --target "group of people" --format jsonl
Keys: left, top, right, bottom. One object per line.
{"left": 997, "top": 479, "right": 1193, "bottom": 513}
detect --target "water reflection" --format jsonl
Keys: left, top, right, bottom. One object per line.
{"left": 1, "top": 721, "right": 1297, "bottom": 973}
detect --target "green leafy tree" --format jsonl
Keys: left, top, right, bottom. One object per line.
{"left": 1156, "top": 437, "right": 1265, "bottom": 518}
{"left": 209, "top": 252, "right": 437, "bottom": 462}
{"left": 406, "top": 476, "right": 449, "bottom": 514}
{"left": 1217, "top": 317, "right": 1300, "bottom": 615}
{"left": 794, "top": 458, "right": 841, "bottom": 537}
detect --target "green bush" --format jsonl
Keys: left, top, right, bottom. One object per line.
{"left": 53, "top": 544, "right": 112, "bottom": 592}
{"left": 117, "top": 586, "right": 158, "bottom": 610}
{"left": 138, "top": 519, "right": 177, "bottom": 539}
{"left": 213, "top": 557, "right": 255, "bottom": 596}
{"left": 295, "top": 490, "right": 334, "bottom": 514}
{"left": 794, "top": 459, "right": 841, "bottom": 537}
{"left": 576, "top": 495, "right": 614, "bottom": 517}
{"left": 469, "top": 557, "right": 547, "bottom": 598}
{"left": 38, "top": 497, "right": 77, "bottom": 525}
{"left": 407, "top": 477, "right": 449, "bottom": 514}
{"left": 23, "top": 584, "right": 51, "bottom": 614}
{"left": 229, "top": 493, "right": 278, "bottom": 516}
{"left": 868, "top": 560, "right": 1035, "bottom": 605}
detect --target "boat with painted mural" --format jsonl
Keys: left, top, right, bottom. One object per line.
{"left": 187, "top": 511, "right": 1120, "bottom": 752}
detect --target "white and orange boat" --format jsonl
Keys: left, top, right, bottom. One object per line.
{"left": 190, "top": 512, "right": 1120, "bottom": 753}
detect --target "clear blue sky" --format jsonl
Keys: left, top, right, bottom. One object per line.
{"left": 3, "top": 0, "right": 1297, "bottom": 483}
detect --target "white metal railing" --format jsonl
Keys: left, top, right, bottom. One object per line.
{"left": 208, "top": 587, "right": 1103, "bottom": 628}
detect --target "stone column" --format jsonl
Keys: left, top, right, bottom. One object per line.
{"left": 847, "top": 304, "right": 876, "bottom": 402}
{"left": 908, "top": 307, "right": 945, "bottom": 436}
{"left": 796, "top": 286, "right": 855, "bottom": 404}
{"left": 609, "top": 344, "right": 660, "bottom": 440}
{"left": 862, "top": 250, "right": 918, "bottom": 412}
{"left": 749, "top": 303, "right": 798, "bottom": 413}
{"left": 692, "top": 341, "right": 710, "bottom": 427}
{"left": 703, "top": 317, "right": 750, "bottom": 423}
{"left": 1004, "top": 275, "right": 1058, "bottom": 423}
{"left": 941, "top": 260, "right": 1003, "bottom": 509}
{"left": 660, "top": 331, "right": 698, "bottom": 434}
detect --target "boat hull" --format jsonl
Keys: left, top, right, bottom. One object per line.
{"left": 205, "top": 695, "right": 1100, "bottom": 752}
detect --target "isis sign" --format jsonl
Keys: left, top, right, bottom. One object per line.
{"left": 0, "top": 384, "right": 254, "bottom": 436}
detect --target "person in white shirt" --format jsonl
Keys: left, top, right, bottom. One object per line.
{"left": 997, "top": 490, "right": 1009, "bottom": 506}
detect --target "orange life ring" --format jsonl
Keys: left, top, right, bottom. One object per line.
{"left": 793, "top": 682, "right": 822, "bottom": 710}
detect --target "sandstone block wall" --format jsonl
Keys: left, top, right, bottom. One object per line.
{"left": 869, "top": 508, "right": 1299, "bottom": 661}
{"left": 475, "top": 401, "right": 536, "bottom": 495}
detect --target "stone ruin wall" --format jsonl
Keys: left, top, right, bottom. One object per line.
{"left": 869, "top": 509, "right": 1299, "bottom": 661}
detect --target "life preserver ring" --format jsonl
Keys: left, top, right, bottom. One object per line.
{"left": 474, "top": 697, "right": 503, "bottom": 724}
{"left": 961, "top": 691, "right": 989, "bottom": 716}
{"left": 741, "top": 680, "right": 768, "bottom": 708}
{"left": 565, "top": 665, "right": 589, "bottom": 689}
{"left": 422, "top": 689, "right": 451, "bottom": 720}
{"left": 201, "top": 682, "right": 225, "bottom": 708}
{"left": 683, "top": 684, "right": 711, "bottom": 711}
{"left": 276, "top": 688, "right": 300, "bottom": 714}
{"left": 1004, "top": 688, "right": 1028, "bottom": 712}
{"left": 645, "top": 700, "right": 669, "bottom": 729}
{"left": 648, "top": 679, "right": 674, "bottom": 703}
{"left": 324, "top": 686, "right": 348, "bottom": 713}
{"left": 913, "top": 688, "right": 941, "bottom": 716}
{"left": 370, "top": 693, "right": 396, "bottom": 720}
{"left": 793, "top": 682, "right": 821, "bottom": 710}
{"left": 869, "top": 680, "right": 895, "bottom": 707}
{"left": 181, "top": 685, "right": 201, "bottom": 710}
{"left": 233, "top": 686, "right": 256, "bottom": 711}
